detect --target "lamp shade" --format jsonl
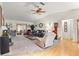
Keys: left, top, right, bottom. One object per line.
{"left": 1, "top": 26, "right": 7, "bottom": 30}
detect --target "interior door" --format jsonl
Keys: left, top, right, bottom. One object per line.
{"left": 61, "top": 20, "right": 71, "bottom": 40}
{"left": 77, "top": 20, "right": 79, "bottom": 43}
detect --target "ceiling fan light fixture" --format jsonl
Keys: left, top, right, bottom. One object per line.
{"left": 32, "top": 7, "right": 46, "bottom": 15}
{"left": 31, "top": 2, "right": 46, "bottom": 15}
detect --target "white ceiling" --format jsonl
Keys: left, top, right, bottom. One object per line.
{"left": 3, "top": 2, "right": 79, "bottom": 22}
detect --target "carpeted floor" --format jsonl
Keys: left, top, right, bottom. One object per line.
{"left": 3, "top": 35, "right": 44, "bottom": 56}
{"left": 3, "top": 35, "right": 59, "bottom": 56}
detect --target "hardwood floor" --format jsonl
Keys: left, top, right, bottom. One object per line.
{"left": 17, "top": 39, "right": 79, "bottom": 56}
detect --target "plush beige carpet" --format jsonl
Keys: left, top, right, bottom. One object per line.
{"left": 3, "top": 35, "right": 43, "bottom": 56}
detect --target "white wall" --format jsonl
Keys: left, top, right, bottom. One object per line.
{"left": 36, "top": 8, "right": 79, "bottom": 42}
{"left": 5, "top": 19, "right": 33, "bottom": 30}
{"left": 0, "top": 3, "right": 3, "bottom": 36}
{"left": 1, "top": 2, "right": 79, "bottom": 42}
{"left": 34, "top": 20, "right": 53, "bottom": 30}
{"left": 59, "top": 9, "right": 79, "bottom": 42}
{"left": 0, "top": 2, "right": 4, "bottom": 16}
{"left": 4, "top": 8, "right": 79, "bottom": 42}
{"left": 35, "top": 15, "right": 62, "bottom": 38}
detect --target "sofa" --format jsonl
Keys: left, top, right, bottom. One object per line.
{"left": 24, "top": 30, "right": 56, "bottom": 48}
{"left": 34, "top": 31, "right": 56, "bottom": 48}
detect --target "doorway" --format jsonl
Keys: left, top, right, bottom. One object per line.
{"left": 61, "top": 20, "right": 70, "bottom": 40}
{"left": 61, "top": 19, "right": 73, "bottom": 40}
{"left": 16, "top": 24, "right": 26, "bottom": 35}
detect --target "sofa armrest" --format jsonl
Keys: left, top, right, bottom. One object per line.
{"left": 34, "top": 37, "right": 45, "bottom": 48}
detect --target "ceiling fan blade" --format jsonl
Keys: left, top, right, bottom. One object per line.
{"left": 39, "top": 11, "right": 46, "bottom": 13}
{"left": 32, "top": 10, "right": 36, "bottom": 11}
{"left": 32, "top": 7, "right": 39, "bottom": 11}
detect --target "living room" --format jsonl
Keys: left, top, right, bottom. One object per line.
{"left": 0, "top": 2, "right": 79, "bottom": 56}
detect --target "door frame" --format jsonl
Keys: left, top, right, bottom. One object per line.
{"left": 77, "top": 20, "right": 79, "bottom": 43}
{"left": 0, "top": 5, "right": 5, "bottom": 26}
{"left": 16, "top": 24, "right": 27, "bottom": 35}
{"left": 0, "top": 5, "right": 2, "bottom": 27}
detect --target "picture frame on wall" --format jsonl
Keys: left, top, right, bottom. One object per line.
{"left": 64, "top": 22, "right": 67, "bottom": 32}
{"left": 39, "top": 23, "right": 43, "bottom": 28}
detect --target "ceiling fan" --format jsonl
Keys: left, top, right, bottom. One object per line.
{"left": 32, "top": 2, "right": 46, "bottom": 15}
{"left": 32, "top": 6, "right": 46, "bottom": 15}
